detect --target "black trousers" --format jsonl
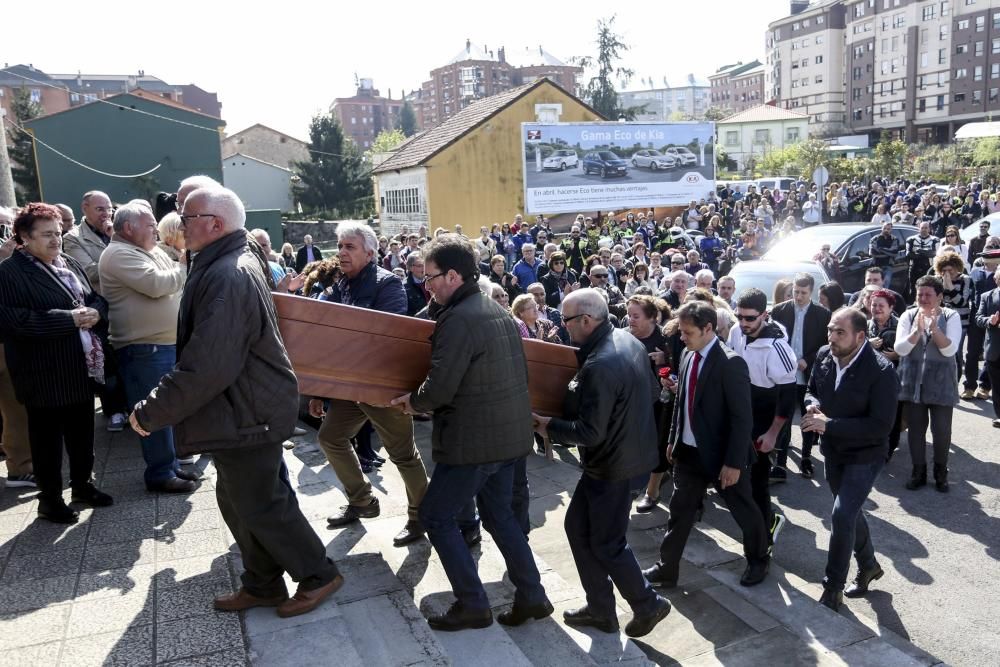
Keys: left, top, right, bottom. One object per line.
{"left": 213, "top": 442, "right": 339, "bottom": 597}
{"left": 95, "top": 368, "right": 129, "bottom": 416}
{"left": 565, "top": 473, "right": 659, "bottom": 618}
{"left": 657, "top": 445, "right": 768, "bottom": 580}
{"left": 986, "top": 359, "right": 1000, "bottom": 418}
{"left": 26, "top": 402, "right": 95, "bottom": 500}
{"left": 750, "top": 449, "right": 774, "bottom": 532}
{"left": 774, "top": 385, "right": 816, "bottom": 468}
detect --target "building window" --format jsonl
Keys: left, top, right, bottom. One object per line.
{"left": 725, "top": 131, "right": 739, "bottom": 146}
{"left": 817, "top": 15, "right": 824, "bottom": 24}
{"left": 70, "top": 93, "right": 79, "bottom": 103}
{"left": 973, "top": 90, "right": 982, "bottom": 104}
{"left": 992, "top": 63, "right": 1000, "bottom": 78}
{"left": 993, "top": 38, "right": 1000, "bottom": 54}
{"left": 974, "top": 66, "right": 983, "bottom": 81}
{"left": 975, "top": 16, "right": 985, "bottom": 31}
{"left": 939, "top": 48, "right": 947, "bottom": 63}
{"left": 919, "top": 98, "right": 927, "bottom": 111}
{"left": 990, "top": 88, "right": 999, "bottom": 103}
{"left": 815, "top": 55, "right": 824, "bottom": 64}
{"left": 816, "top": 35, "right": 824, "bottom": 45}
{"left": 975, "top": 41, "right": 984, "bottom": 56}
{"left": 754, "top": 129, "right": 771, "bottom": 144}
{"left": 30, "top": 89, "right": 41, "bottom": 103}
{"left": 954, "top": 92, "right": 965, "bottom": 102}
{"left": 958, "top": 19, "right": 969, "bottom": 30}
{"left": 937, "top": 94, "right": 945, "bottom": 109}
{"left": 793, "top": 21, "right": 800, "bottom": 30}
{"left": 853, "top": 109, "right": 863, "bottom": 120}
{"left": 786, "top": 127, "right": 800, "bottom": 142}
{"left": 893, "top": 13, "right": 905, "bottom": 28}
{"left": 384, "top": 187, "right": 420, "bottom": 215}
{"left": 941, "top": 0, "right": 950, "bottom": 15}
{"left": 922, "top": 4, "right": 936, "bottom": 20}
{"left": 920, "top": 52, "right": 929, "bottom": 67}
{"left": 956, "top": 67, "right": 967, "bottom": 79}
{"left": 940, "top": 25, "right": 949, "bottom": 40}
{"left": 956, "top": 43, "right": 968, "bottom": 54}
{"left": 815, "top": 75, "right": 824, "bottom": 84}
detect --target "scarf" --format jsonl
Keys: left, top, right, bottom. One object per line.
{"left": 22, "top": 250, "right": 105, "bottom": 384}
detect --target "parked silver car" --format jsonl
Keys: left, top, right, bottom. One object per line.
{"left": 631, "top": 149, "right": 677, "bottom": 170}
{"left": 542, "top": 149, "right": 579, "bottom": 171}
{"left": 664, "top": 146, "right": 697, "bottom": 166}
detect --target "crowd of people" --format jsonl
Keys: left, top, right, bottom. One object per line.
{"left": 1, "top": 171, "right": 999, "bottom": 630}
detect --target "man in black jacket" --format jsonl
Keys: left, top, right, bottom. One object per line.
{"left": 975, "top": 266, "right": 1000, "bottom": 426}
{"left": 643, "top": 302, "right": 770, "bottom": 592}
{"left": 295, "top": 234, "right": 323, "bottom": 272}
{"left": 391, "top": 234, "right": 551, "bottom": 632}
{"left": 403, "top": 252, "right": 429, "bottom": 316}
{"left": 534, "top": 288, "right": 671, "bottom": 639}
{"left": 771, "top": 274, "right": 832, "bottom": 480}
{"left": 868, "top": 222, "right": 902, "bottom": 288}
{"left": 132, "top": 187, "right": 342, "bottom": 618}
{"left": 801, "top": 307, "right": 899, "bottom": 611}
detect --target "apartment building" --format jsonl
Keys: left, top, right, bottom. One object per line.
{"left": 330, "top": 79, "right": 404, "bottom": 149}
{"left": 766, "top": 0, "right": 849, "bottom": 136}
{"left": 845, "top": 0, "right": 1000, "bottom": 143}
{"left": 709, "top": 61, "right": 766, "bottom": 114}
{"left": 414, "top": 40, "right": 582, "bottom": 129}
{"left": 619, "top": 75, "right": 711, "bottom": 121}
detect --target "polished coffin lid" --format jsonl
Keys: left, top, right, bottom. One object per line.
{"left": 273, "top": 293, "right": 578, "bottom": 417}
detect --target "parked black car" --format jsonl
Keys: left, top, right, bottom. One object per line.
{"left": 761, "top": 223, "right": 918, "bottom": 294}
{"left": 582, "top": 151, "right": 628, "bottom": 178}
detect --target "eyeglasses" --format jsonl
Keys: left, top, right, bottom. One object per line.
{"left": 563, "top": 313, "right": 589, "bottom": 323}
{"left": 424, "top": 272, "right": 446, "bottom": 282}
{"left": 736, "top": 313, "right": 762, "bottom": 322}
{"left": 178, "top": 213, "right": 216, "bottom": 226}
{"left": 591, "top": 273, "right": 608, "bottom": 279}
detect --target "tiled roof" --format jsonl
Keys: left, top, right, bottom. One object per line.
{"left": 718, "top": 104, "right": 809, "bottom": 124}
{"left": 373, "top": 80, "right": 546, "bottom": 173}
{"left": 729, "top": 60, "right": 764, "bottom": 77}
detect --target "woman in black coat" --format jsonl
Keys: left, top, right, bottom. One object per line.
{"left": 487, "top": 255, "right": 520, "bottom": 305}
{"left": 0, "top": 204, "right": 113, "bottom": 523}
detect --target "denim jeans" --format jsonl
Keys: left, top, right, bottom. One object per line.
{"left": 419, "top": 459, "right": 546, "bottom": 611}
{"left": 117, "top": 344, "right": 179, "bottom": 484}
{"left": 824, "top": 459, "right": 883, "bottom": 591}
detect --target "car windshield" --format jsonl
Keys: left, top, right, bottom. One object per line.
{"left": 762, "top": 226, "right": 862, "bottom": 261}
{"left": 734, "top": 267, "right": 825, "bottom": 305}
{"left": 597, "top": 151, "right": 618, "bottom": 160}
{"left": 647, "top": 150, "right": 663, "bottom": 156}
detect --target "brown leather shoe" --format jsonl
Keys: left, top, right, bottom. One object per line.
{"left": 276, "top": 575, "right": 345, "bottom": 618}
{"left": 214, "top": 587, "right": 288, "bottom": 612}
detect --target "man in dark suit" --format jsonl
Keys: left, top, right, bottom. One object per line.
{"left": 295, "top": 234, "right": 323, "bottom": 272}
{"left": 801, "top": 307, "right": 899, "bottom": 611}
{"left": 643, "top": 301, "right": 770, "bottom": 590}
{"left": 974, "top": 266, "right": 1000, "bottom": 427}
{"left": 770, "top": 273, "right": 831, "bottom": 480}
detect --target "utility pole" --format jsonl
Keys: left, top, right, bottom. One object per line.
{"left": 0, "top": 110, "right": 17, "bottom": 207}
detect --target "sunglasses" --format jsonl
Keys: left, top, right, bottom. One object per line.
{"left": 736, "top": 313, "right": 762, "bottom": 322}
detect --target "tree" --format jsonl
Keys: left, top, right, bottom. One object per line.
{"left": 872, "top": 132, "right": 908, "bottom": 178}
{"left": 368, "top": 129, "right": 407, "bottom": 155}
{"left": 398, "top": 101, "right": 417, "bottom": 137}
{"left": 575, "top": 16, "right": 640, "bottom": 120}
{"left": 795, "top": 138, "right": 829, "bottom": 183}
{"left": 292, "top": 113, "right": 372, "bottom": 217}
{"left": 969, "top": 137, "right": 1000, "bottom": 168}
{"left": 703, "top": 106, "right": 730, "bottom": 122}
{"left": 7, "top": 88, "right": 42, "bottom": 203}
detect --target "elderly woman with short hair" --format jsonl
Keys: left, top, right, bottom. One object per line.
{"left": 0, "top": 203, "right": 114, "bottom": 523}
{"left": 510, "top": 294, "right": 560, "bottom": 343}
{"left": 156, "top": 211, "right": 185, "bottom": 262}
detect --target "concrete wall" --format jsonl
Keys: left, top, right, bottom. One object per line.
{"left": 719, "top": 118, "right": 810, "bottom": 170}
{"left": 223, "top": 155, "right": 294, "bottom": 213}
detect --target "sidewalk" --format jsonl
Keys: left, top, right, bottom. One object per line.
{"left": 0, "top": 415, "right": 944, "bottom": 666}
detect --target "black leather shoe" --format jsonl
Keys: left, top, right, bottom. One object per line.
{"left": 740, "top": 558, "right": 769, "bottom": 587}
{"left": 642, "top": 564, "right": 678, "bottom": 588}
{"left": 769, "top": 466, "right": 787, "bottom": 484}
{"left": 70, "top": 483, "right": 114, "bottom": 507}
{"left": 174, "top": 468, "right": 203, "bottom": 482}
{"left": 933, "top": 463, "right": 949, "bottom": 493}
{"left": 392, "top": 520, "right": 425, "bottom": 547}
{"left": 624, "top": 596, "right": 671, "bottom": 638}
{"left": 905, "top": 465, "right": 927, "bottom": 490}
{"left": 327, "top": 498, "right": 380, "bottom": 526}
{"left": 845, "top": 563, "right": 884, "bottom": 598}
{"left": 635, "top": 494, "right": 659, "bottom": 514}
{"left": 562, "top": 606, "right": 619, "bottom": 633}
{"left": 801, "top": 458, "right": 814, "bottom": 479}
{"left": 38, "top": 498, "right": 80, "bottom": 524}
{"left": 147, "top": 477, "right": 196, "bottom": 494}
{"left": 819, "top": 587, "right": 843, "bottom": 611}
{"left": 462, "top": 526, "right": 482, "bottom": 548}
{"left": 497, "top": 599, "right": 554, "bottom": 626}
{"left": 427, "top": 602, "right": 493, "bottom": 631}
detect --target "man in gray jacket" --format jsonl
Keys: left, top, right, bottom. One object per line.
{"left": 392, "top": 234, "right": 551, "bottom": 632}
{"left": 131, "top": 186, "right": 341, "bottom": 618}
{"left": 534, "top": 288, "right": 671, "bottom": 639}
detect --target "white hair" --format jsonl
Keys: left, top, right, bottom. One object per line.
{"left": 187, "top": 187, "right": 245, "bottom": 232}
{"left": 478, "top": 275, "right": 493, "bottom": 296}
{"left": 179, "top": 175, "right": 221, "bottom": 192}
{"left": 336, "top": 222, "right": 379, "bottom": 255}
{"left": 695, "top": 269, "right": 715, "bottom": 283}
{"left": 127, "top": 198, "right": 152, "bottom": 211}
{"left": 250, "top": 228, "right": 271, "bottom": 245}
{"left": 112, "top": 202, "right": 153, "bottom": 233}
{"left": 716, "top": 307, "right": 736, "bottom": 332}
{"left": 563, "top": 288, "right": 609, "bottom": 320}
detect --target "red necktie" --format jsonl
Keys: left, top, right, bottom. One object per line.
{"left": 687, "top": 351, "right": 702, "bottom": 424}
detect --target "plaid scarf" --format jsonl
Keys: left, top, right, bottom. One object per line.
{"left": 22, "top": 250, "right": 105, "bottom": 384}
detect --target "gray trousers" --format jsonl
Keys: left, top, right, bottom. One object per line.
{"left": 214, "top": 442, "right": 339, "bottom": 597}
{"left": 904, "top": 402, "right": 953, "bottom": 468}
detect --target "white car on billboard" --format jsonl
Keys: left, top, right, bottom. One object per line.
{"left": 542, "top": 149, "right": 580, "bottom": 171}
{"left": 664, "top": 146, "right": 697, "bottom": 166}
{"left": 630, "top": 149, "right": 677, "bottom": 170}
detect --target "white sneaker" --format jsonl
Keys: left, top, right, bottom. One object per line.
{"left": 6, "top": 473, "right": 37, "bottom": 488}
{"left": 107, "top": 413, "right": 127, "bottom": 433}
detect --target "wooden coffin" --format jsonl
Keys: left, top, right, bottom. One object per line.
{"left": 273, "top": 293, "right": 579, "bottom": 417}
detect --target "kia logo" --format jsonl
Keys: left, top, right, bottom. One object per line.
{"left": 685, "top": 175, "right": 700, "bottom": 183}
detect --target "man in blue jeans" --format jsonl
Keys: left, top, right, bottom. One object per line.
{"left": 99, "top": 202, "right": 198, "bottom": 493}
{"left": 801, "top": 308, "right": 899, "bottom": 611}
{"left": 392, "top": 234, "right": 551, "bottom": 631}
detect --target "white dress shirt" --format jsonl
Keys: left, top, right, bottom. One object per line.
{"left": 682, "top": 336, "right": 719, "bottom": 448}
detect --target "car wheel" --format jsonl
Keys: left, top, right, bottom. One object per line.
{"left": 560, "top": 162, "right": 566, "bottom": 171}
{"left": 650, "top": 162, "right": 658, "bottom": 171}
{"left": 632, "top": 159, "right": 639, "bottom": 168}
{"left": 600, "top": 167, "right": 607, "bottom": 178}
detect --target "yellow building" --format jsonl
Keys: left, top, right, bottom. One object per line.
{"left": 372, "top": 79, "right": 602, "bottom": 236}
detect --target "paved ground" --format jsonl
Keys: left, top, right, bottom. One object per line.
{"left": 0, "top": 406, "right": 949, "bottom": 666}
{"left": 699, "top": 394, "right": 1000, "bottom": 667}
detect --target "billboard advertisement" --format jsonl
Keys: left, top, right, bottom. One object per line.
{"left": 521, "top": 122, "right": 715, "bottom": 214}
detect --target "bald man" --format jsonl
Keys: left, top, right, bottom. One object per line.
{"left": 63, "top": 191, "right": 113, "bottom": 292}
